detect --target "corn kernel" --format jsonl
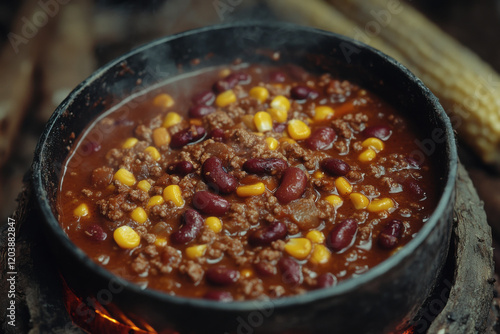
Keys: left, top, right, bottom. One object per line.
{"left": 350, "top": 192, "right": 370, "bottom": 210}
{"left": 306, "top": 230, "right": 325, "bottom": 244}
{"left": 74, "top": 203, "right": 89, "bottom": 217}
{"left": 279, "top": 137, "right": 297, "bottom": 145}
{"left": 314, "top": 106, "right": 335, "bottom": 121}
{"left": 268, "top": 107, "right": 288, "bottom": 123}
{"left": 270, "top": 95, "right": 290, "bottom": 111}
{"left": 122, "top": 137, "right": 138, "bottom": 149}
{"left": 249, "top": 86, "right": 269, "bottom": 103}
{"left": 205, "top": 217, "right": 222, "bottom": 233}
{"left": 144, "top": 146, "right": 161, "bottom": 161}
{"left": 147, "top": 195, "right": 164, "bottom": 208}
{"left": 163, "top": 185, "right": 184, "bottom": 207}
{"left": 113, "top": 226, "right": 140, "bottom": 249}
{"left": 114, "top": 168, "right": 136, "bottom": 187}
{"left": 240, "top": 268, "right": 254, "bottom": 278}
{"left": 242, "top": 114, "right": 257, "bottom": 131}
{"left": 335, "top": 177, "right": 352, "bottom": 196}
{"left": 162, "top": 112, "right": 182, "bottom": 128}
{"left": 253, "top": 111, "right": 273, "bottom": 133}
{"left": 153, "top": 127, "right": 171, "bottom": 147}
{"left": 189, "top": 118, "right": 203, "bottom": 126}
{"left": 325, "top": 195, "right": 343, "bottom": 208}
{"left": 253, "top": 132, "right": 265, "bottom": 137}
{"left": 137, "top": 180, "right": 151, "bottom": 192}
{"left": 310, "top": 244, "right": 331, "bottom": 264}
{"left": 237, "top": 182, "right": 266, "bottom": 197}
{"left": 185, "top": 244, "right": 207, "bottom": 259}
{"left": 265, "top": 137, "right": 279, "bottom": 150}
{"left": 284, "top": 238, "right": 312, "bottom": 260}
{"left": 219, "top": 68, "right": 231, "bottom": 78}
{"left": 107, "top": 184, "right": 116, "bottom": 192}
{"left": 215, "top": 89, "right": 237, "bottom": 107}
{"left": 362, "top": 137, "right": 384, "bottom": 152}
{"left": 154, "top": 237, "right": 167, "bottom": 247}
{"left": 130, "top": 207, "right": 148, "bottom": 224}
{"left": 287, "top": 120, "right": 311, "bottom": 140}
{"left": 359, "top": 149, "right": 377, "bottom": 162}
{"left": 313, "top": 171, "right": 325, "bottom": 179}
{"left": 153, "top": 93, "right": 174, "bottom": 108}
{"left": 367, "top": 198, "right": 394, "bottom": 212}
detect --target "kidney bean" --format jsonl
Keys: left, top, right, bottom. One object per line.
{"left": 290, "top": 85, "right": 318, "bottom": 100}
{"left": 167, "top": 161, "right": 194, "bottom": 176}
{"left": 378, "top": 219, "right": 404, "bottom": 249}
{"left": 213, "top": 73, "right": 239, "bottom": 93}
{"left": 278, "top": 257, "right": 302, "bottom": 286}
{"left": 209, "top": 128, "right": 225, "bottom": 142}
{"left": 205, "top": 266, "right": 240, "bottom": 286}
{"left": 189, "top": 105, "right": 216, "bottom": 119}
{"left": 84, "top": 224, "right": 107, "bottom": 241}
{"left": 404, "top": 179, "right": 425, "bottom": 199}
{"left": 192, "top": 191, "right": 230, "bottom": 216}
{"left": 362, "top": 125, "right": 392, "bottom": 140}
{"left": 243, "top": 158, "right": 288, "bottom": 176}
{"left": 248, "top": 221, "right": 287, "bottom": 246}
{"left": 321, "top": 158, "right": 351, "bottom": 176}
{"left": 202, "top": 157, "right": 237, "bottom": 194}
{"left": 170, "top": 125, "right": 206, "bottom": 149}
{"left": 273, "top": 122, "right": 286, "bottom": 133}
{"left": 254, "top": 261, "right": 276, "bottom": 276}
{"left": 269, "top": 70, "right": 286, "bottom": 83}
{"left": 275, "top": 167, "right": 307, "bottom": 204}
{"left": 327, "top": 219, "right": 358, "bottom": 252}
{"left": 192, "top": 90, "right": 215, "bottom": 106}
{"left": 203, "top": 291, "right": 233, "bottom": 302}
{"left": 305, "top": 127, "right": 336, "bottom": 150}
{"left": 316, "top": 273, "right": 337, "bottom": 289}
{"left": 170, "top": 209, "right": 204, "bottom": 244}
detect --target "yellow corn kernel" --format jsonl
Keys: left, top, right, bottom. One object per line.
{"left": 268, "top": 107, "right": 288, "bottom": 123}
{"left": 122, "top": 137, "right": 138, "bottom": 149}
{"left": 205, "top": 217, "right": 222, "bottom": 233}
{"left": 185, "top": 244, "right": 207, "bottom": 259}
{"left": 367, "top": 198, "right": 394, "bottom": 212}
{"left": 249, "top": 86, "right": 269, "bottom": 103}
{"left": 310, "top": 244, "right": 331, "bottom": 264}
{"left": 284, "top": 238, "right": 313, "bottom": 260}
{"left": 314, "top": 106, "right": 335, "bottom": 121}
{"left": 163, "top": 185, "right": 184, "bottom": 207}
{"left": 215, "top": 89, "right": 237, "bottom": 107}
{"left": 350, "top": 192, "right": 370, "bottom": 210}
{"left": 359, "top": 149, "right": 377, "bottom": 163}
{"left": 153, "top": 127, "right": 171, "bottom": 148}
{"left": 114, "top": 168, "right": 136, "bottom": 187}
{"left": 242, "top": 114, "right": 257, "bottom": 131}
{"left": 270, "top": 95, "right": 290, "bottom": 111}
{"left": 325, "top": 195, "right": 343, "bottom": 208}
{"left": 107, "top": 184, "right": 116, "bottom": 192}
{"left": 154, "top": 237, "right": 167, "bottom": 247}
{"left": 253, "top": 132, "right": 265, "bottom": 137}
{"left": 113, "top": 226, "right": 140, "bottom": 249}
{"left": 153, "top": 93, "right": 174, "bottom": 108}
{"left": 287, "top": 120, "right": 311, "bottom": 140}
{"left": 313, "top": 171, "right": 325, "bottom": 179}
{"left": 362, "top": 137, "right": 385, "bottom": 152}
{"left": 218, "top": 68, "right": 231, "bottom": 78}
{"left": 147, "top": 195, "right": 164, "bottom": 208}
{"left": 240, "top": 268, "right": 254, "bottom": 278}
{"left": 137, "top": 180, "right": 151, "bottom": 192}
{"left": 253, "top": 111, "right": 273, "bottom": 133}
{"left": 335, "top": 177, "right": 352, "bottom": 196}
{"left": 306, "top": 230, "right": 325, "bottom": 244}
{"left": 279, "top": 137, "right": 297, "bottom": 145}
{"left": 162, "top": 112, "right": 182, "bottom": 128}
{"left": 130, "top": 207, "right": 148, "bottom": 224}
{"left": 74, "top": 203, "right": 89, "bottom": 217}
{"left": 144, "top": 146, "right": 161, "bottom": 161}
{"left": 237, "top": 182, "right": 266, "bottom": 197}
{"left": 265, "top": 137, "right": 279, "bottom": 150}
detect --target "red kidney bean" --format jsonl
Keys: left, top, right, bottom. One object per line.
{"left": 202, "top": 157, "right": 237, "bottom": 194}
{"left": 203, "top": 291, "right": 233, "bottom": 302}
{"left": 269, "top": 71, "right": 286, "bottom": 83}
{"left": 192, "top": 90, "right": 215, "bottom": 106}
{"left": 378, "top": 219, "right": 404, "bottom": 249}
{"left": 321, "top": 158, "right": 351, "bottom": 176}
{"left": 305, "top": 127, "right": 336, "bottom": 150}
{"left": 170, "top": 125, "right": 206, "bottom": 149}
{"left": 278, "top": 257, "right": 302, "bottom": 286}
{"left": 213, "top": 73, "right": 240, "bottom": 93}
{"left": 205, "top": 266, "right": 240, "bottom": 286}
{"left": 248, "top": 221, "right": 287, "bottom": 246}
{"left": 192, "top": 191, "right": 230, "bottom": 216}
{"left": 404, "top": 179, "right": 425, "bottom": 199}
{"left": 316, "top": 273, "right": 337, "bottom": 289}
{"left": 290, "top": 85, "right": 318, "bottom": 100}
{"left": 273, "top": 122, "right": 286, "bottom": 133}
{"left": 170, "top": 209, "right": 204, "bottom": 244}
{"left": 362, "top": 125, "right": 392, "bottom": 140}
{"left": 188, "top": 105, "right": 216, "bottom": 118}
{"left": 84, "top": 224, "right": 107, "bottom": 241}
{"left": 275, "top": 167, "right": 307, "bottom": 204}
{"left": 167, "top": 161, "right": 193, "bottom": 176}
{"left": 327, "top": 219, "right": 358, "bottom": 252}
{"left": 254, "top": 261, "right": 276, "bottom": 276}
{"left": 243, "top": 158, "right": 288, "bottom": 176}
{"left": 209, "top": 128, "right": 225, "bottom": 142}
